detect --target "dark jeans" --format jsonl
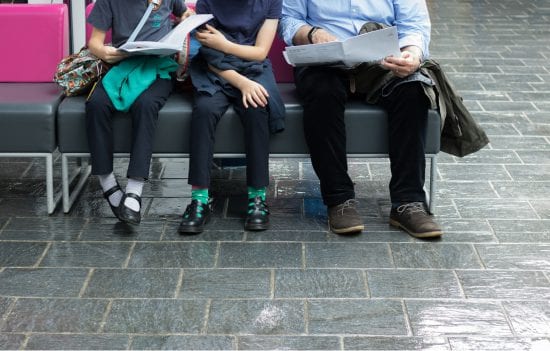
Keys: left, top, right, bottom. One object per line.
{"left": 295, "top": 66, "right": 429, "bottom": 207}
{"left": 85, "top": 78, "right": 173, "bottom": 179}
{"left": 188, "top": 90, "right": 270, "bottom": 188}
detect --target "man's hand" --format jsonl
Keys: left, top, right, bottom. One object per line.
{"left": 195, "top": 24, "right": 229, "bottom": 52}
{"left": 293, "top": 25, "right": 338, "bottom": 46}
{"left": 310, "top": 28, "right": 338, "bottom": 44}
{"left": 381, "top": 46, "right": 422, "bottom": 78}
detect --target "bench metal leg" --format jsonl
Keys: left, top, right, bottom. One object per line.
{"left": 1, "top": 152, "right": 61, "bottom": 215}
{"left": 427, "top": 155, "right": 437, "bottom": 214}
{"left": 62, "top": 154, "right": 91, "bottom": 213}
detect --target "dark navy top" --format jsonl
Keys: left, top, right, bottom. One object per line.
{"left": 88, "top": 0, "right": 186, "bottom": 47}
{"left": 195, "top": 0, "right": 282, "bottom": 45}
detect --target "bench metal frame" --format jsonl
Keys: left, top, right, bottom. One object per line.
{"left": 61, "top": 152, "right": 438, "bottom": 214}
{"left": 1, "top": 152, "right": 61, "bottom": 215}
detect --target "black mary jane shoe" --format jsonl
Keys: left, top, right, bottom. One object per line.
{"left": 178, "top": 199, "right": 213, "bottom": 234}
{"left": 103, "top": 182, "right": 123, "bottom": 220}
{"left": 118, "top": 193, "right": 142, "bottom": 225}
{"left": 244, "top": 196, "right": 270, "bottom": 231}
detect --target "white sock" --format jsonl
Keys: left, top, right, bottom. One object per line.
{"left": 124, "top": 178, "right": 144, "bottom": 212}
{"left": 98, "top": 173, "right": 122, "bottom": 207}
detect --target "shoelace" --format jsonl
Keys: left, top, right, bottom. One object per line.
{"left": 396, "top": 202, "right": 426, "bottom": 215}
{"left": 248, "top": 197, "right": 269, "bottom": 215}
{"left": 336, "top": 199, "right": 360, "bottom": 215}
{"left": 184, "top": 200, "right": 204, "bottom": 218}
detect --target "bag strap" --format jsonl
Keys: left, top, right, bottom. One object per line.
{"left": 126, "top": 0, "right": 161, "bottom": 43}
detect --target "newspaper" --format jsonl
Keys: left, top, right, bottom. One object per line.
{"left": 118, "top": 14, "right": 213, "bottom": 56}
{"left": 282, "top": 26, "right": 400, "bottom": 68}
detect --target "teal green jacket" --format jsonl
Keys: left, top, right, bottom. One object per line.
{"left": 103, "top": 56, "right": 178, "bottom": 112}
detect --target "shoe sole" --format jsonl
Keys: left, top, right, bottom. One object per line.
{"left": 178, "top": 214, "right": 211, "bottom": 235}
{"left": 329, "top": 222, "right": 364, "bottom": 235}
{"left": 244, "top": 222, "right": 270, "bottom": 231}
{"left": 389, "top": 218, "right": 443, "bottom": 238}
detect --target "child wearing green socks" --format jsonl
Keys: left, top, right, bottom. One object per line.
{"left": 178, "top": 0, "right": 283, "bottom": 234}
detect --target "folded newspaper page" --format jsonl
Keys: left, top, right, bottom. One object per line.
{"left": 282, "top": 26, "right": 401, "bottom": 68}
{"left": 118, "top": 14, "right": 214, "bottom": 56}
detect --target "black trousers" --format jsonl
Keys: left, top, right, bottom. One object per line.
{"left": 188, "top": 90, "right": 270, "bottom": 188}
{"left": 85, "top": 77, "right": 173, "bottom": 179}
{"left": 295, "top": 66, "right": 429, "bottom": 207}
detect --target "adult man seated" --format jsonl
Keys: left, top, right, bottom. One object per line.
{"left": 279, "top": 0, "right": 442, "bottom": 238}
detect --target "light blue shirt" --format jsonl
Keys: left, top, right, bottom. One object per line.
{"left": 279, "top": 0, "right": 431, "bottom": 58}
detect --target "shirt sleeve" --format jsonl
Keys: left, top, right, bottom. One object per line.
{"left": 394, "top": 0, "right": 431, "bottom": 58}
{"left": 279, "top": 0, "right": 308, "bottom": 46}
{"left": 87, "top": 0, "right": 112, "bottom": 32}
{"left": 267, "top": 0, "right": 282, "bottom": 19}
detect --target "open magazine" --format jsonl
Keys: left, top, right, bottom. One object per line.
{"left": 118, "top": 14, "right": 214, "bottom": 56}
{"left": 282, "top": 26, "right": 401, "bottom": 68}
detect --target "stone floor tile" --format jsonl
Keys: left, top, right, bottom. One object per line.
{"left": 127, "top": 242, "right": 217, "bottom": 268}
{"left": 103, "top": 299, "right": 207, "bottom": 334}
{"left": 1, "top": 298, "right": 107, "bottom": 333}
{"left": 390, "top": 243, "right": 482, "bottom": 269}
{"left": 237, "top": 335, "right": 340, "bottom": 350}
{"left": 367, "top": 269, "right": 462, "bottom": 298}
{"left": 0, "top": 242, "right": 48, "bottom": 267}
{"left": 25, "top": 334, "right": 129, "bottom": 350}
{"left": 0, "top": 333, "right": 26, "bottom": 350}
{"left": 406, "top": 301, "right": 513, "bottom": 336}
{"left": 456, "top": 270, "right": 550, "bottom": 300}
{"left": 305, "top": 243, "right": 393, "bottom": 268}
{"left": 79, "top": 219, "right": 165, "bottom": 241}
{"left": 130, "top": 335, "right": 236, "bottom": 350}
{"left": 0, "top": 268, "right": 88, "bottom": 298}
{"left": 179, "top": 269, "right": 271, "bottom": 299}
{"left": 308, "top": 299, "right": 407, "bottom": 335}
{"left": 274, "top": 269, "right": 367, "bottom": 298}
{"left": 218, "top": 242, "right": 302, "bottom": 268}
{"left": 344, "top": 336, "right": 450, "bottom": 350}
{"left": 162, "top": 227, "right": 244, "bottom": 242}
{"left": 82, "top": 268, "right": 181, "bottom": 298}
{"left": 40, "top": 242, "right": 132, "bottom": 268}
{"left": 447, "top": 337, "right": 550, "bottom": 351}
{"left": 246, "top": 229, "right": 328, "bottom": 242}
{"left": 453, "top": 199, "right": 538, "bottom": 220}
{"left": 476, "top": 244, "right": 550, "bottom": 270}
{"left": 207, "top": 300, "right": 305, "bottom": 335}
{"left": 503, "top": 301, "right": 550, "bottom": 336}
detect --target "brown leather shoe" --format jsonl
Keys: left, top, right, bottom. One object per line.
{"left": 327, "top": 199, "right": 364, "bottom": 234}
{"left": 389, "top": 202, "right": 443, "bottom": 238}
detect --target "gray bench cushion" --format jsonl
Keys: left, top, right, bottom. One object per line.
{"left": 56, "top": 83, "right": 440, "bottom": 155}
{"left": 0, "top": 83, "right": 63, "bottom": 153}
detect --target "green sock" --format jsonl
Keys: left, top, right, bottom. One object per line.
{"left": 247, "top": 187, "right": 267, "bottom": 215}
{"left": 247, "top": 186, "right": 266, "bottom": 201}
{"left": 191, "top": 188, "right": 209, "bottom": 204}
{"left": 187, "top": 188, "right": 209, "bottom": 219}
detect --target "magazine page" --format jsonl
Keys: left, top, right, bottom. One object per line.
{"left": 118, "top": 14, "right": 214, "bottom": 56}
{"left": 283, "top": 26, "right": 400, "bottom": 68}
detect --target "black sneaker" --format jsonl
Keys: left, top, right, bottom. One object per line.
{"left": 327, "top": 199, "right": 364, "bottom": 234}
{"left": 245, "top": 196, "right": 270, "bottom": 231}
{"left": 178, "top": 199, "right": 212, "bottom": 234}
{"left": 389, "top": 202, "right": 443, "bottom": 238}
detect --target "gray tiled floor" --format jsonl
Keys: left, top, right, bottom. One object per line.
{"left": 1, "top": 0, "right": 550, "bottom": 349}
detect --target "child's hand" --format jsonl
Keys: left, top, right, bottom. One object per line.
{"left": 237, "top": 78, "right": 269, "bottom": 109}
{"left": 195, "top": 24, "right": 229, "bottom": 52}
{"left": 102, "top": 46, "right": 128, "bottom": 64}
{"left": 181, "top": 8, "right": 195, "bottom": 20}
